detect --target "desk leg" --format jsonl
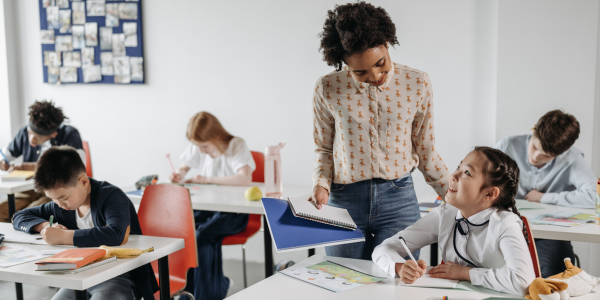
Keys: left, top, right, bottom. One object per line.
{"left": 430, "top": 242, "right": 439, "bottom": 266}
{"left": 15, "top": 282, "right": 23, "bottom": 300}
{"left": 73, "top": 290, "right": 86, "bottom": 300}
{"left": 158, "top": 256, "right": 170, "bottom": 300}
{"left": 263, "top": 215, "right": 273, "bottom": 277}
{"left": 308, "top": 248, "right": 315, "bottom": 256}
{"left": 8, "top": 193, "right": 16, "bottom": 221}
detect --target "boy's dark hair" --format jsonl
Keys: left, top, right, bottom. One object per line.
{"left": 34, "top": 145, "right": 86, "bottom": 192}
{"left": 473, "top": 146, "right": 528, "bottom": 245}
{"left": 29, "top": 100, "right": 67, "bottom": 134}
{"left": 533, "top": 110, "right": 580, "bottom": 157}
{"left": 319, "top": 2, "right": 399, "bottom": 71}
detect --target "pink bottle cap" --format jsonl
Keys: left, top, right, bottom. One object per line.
{"left": 266, "top": 142, "right": 285, "bottom": 155}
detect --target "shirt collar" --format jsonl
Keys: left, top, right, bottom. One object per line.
{"left": 348, "top": 55, "right": 396, "bottom": 95}
{"left": 455, "top": 207, "right": 496, "bottom": 224}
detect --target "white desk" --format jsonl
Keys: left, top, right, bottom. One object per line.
{"left": 0, "top": 222, "right": 184, "bottom": 300}
{"left": 227, "top": 254, "right": 600, "bottom": 300}
{"left": 0, "top": 171, "right": 35, "bottom": 221}
{"left": 519, "top": 202, "right": 600, "bottom": 243}
{"left": 125, "top": 183, "right": 313, "bottom": 278}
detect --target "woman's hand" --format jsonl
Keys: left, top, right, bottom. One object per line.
{"left": 307, "top": 186, "right": 329, "bottom": 209}
{"left": 397, "top": 259, "right": 427, "bottom": 284}
{"left": 428, "top": 261, "right": 472, "bottom": 281}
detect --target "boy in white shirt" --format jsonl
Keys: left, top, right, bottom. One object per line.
{"left": 372, "top": 147, "right": 535, "bottom": 296}
{"left": 169, "top": 112, "right": 255, "bottom": 300}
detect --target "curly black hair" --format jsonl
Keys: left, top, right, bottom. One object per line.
{"left": 319, "top": 2, "right": 399, "bottom": 71}
{"left": 29, "top": 100, "right": 67, "bottom": 132}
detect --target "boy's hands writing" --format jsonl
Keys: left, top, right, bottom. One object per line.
{"left": 32, "top": 221, "right": 68, "bottom": 232}
{"left": 40, "top": 226, "right": 74, "bottom": 245}
{"left": 396, "top": 259, "right": 427, "bottom": 284}
{"left": 428, "top": 261, "right": 472, "bottom": 281}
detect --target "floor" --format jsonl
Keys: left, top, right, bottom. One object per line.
{"left": 0, "top": 259, "right": 265, "bottom": 299}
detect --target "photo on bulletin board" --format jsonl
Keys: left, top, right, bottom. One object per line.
{"left": 38, "top": 0, "right": 144, "bottom": 84}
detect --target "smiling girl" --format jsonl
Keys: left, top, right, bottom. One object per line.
{"left": 372, "top": 147, "right": 535, "bottom": 296}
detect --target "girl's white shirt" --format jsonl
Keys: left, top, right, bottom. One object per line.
{"left": 180, "top": 137, "right": 256, "bottom": 177}
{"left": 372, "top": 202, "right": 535, "bottom": 296}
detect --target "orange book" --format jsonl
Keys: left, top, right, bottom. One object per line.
{"left": 36, "top": 248, "right": 107, "bottom": 270}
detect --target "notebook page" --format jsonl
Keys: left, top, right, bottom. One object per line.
{"left": 398, "top": 274, "right": 458, "bottom": 288}
{"left": 288, "top": 197, "right": 356, "bottom": 228}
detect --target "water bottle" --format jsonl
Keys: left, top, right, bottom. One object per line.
{"left": 265, "top": 142, "right": 285, "bottom": 198}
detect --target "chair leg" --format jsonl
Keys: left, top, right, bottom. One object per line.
{"left": 574, "top": 254, "right": 581, "bottom": 268}
{"left": 242, "top": 244, "right": 247, "bottom": 288}
{"left": 174, "top": 290, "right": 195, "bottom": 300}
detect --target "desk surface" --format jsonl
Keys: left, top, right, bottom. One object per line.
{"left": 0, "top": 222, "right": 184, "bottom": 290}
{"left": 125, "top": 183, "right": 312, "bottom": 215}
{"left": 227, "top": 254, "right": 600, "bottom": 300}
{"left": 0, "top": 171, "right": 35, "bottom": 194}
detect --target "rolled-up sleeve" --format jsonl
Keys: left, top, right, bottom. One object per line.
{"left": 469, "top": 222, "right": 535, "bottom": 296}
{"left": 312, "top": 78, "right": 335, "bottom": 193}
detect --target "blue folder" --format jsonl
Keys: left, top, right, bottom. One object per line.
{"left": 261, "top": 198, "right": 365, "bottom": 252}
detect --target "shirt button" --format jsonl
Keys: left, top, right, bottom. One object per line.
{"left": 36, "top": 150, "right": 40, "bottom": 154}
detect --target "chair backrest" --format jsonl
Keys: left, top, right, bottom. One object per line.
{"left": 251, "top": 151, "right": 265, "bottom": 183}
{"left": 82, "top": 141, "right": 93, "bottom": 177}
{"left": 521, "top": 216, "right": 541, "bottom": 278}
{"left": 138, "top": 184, "right": 198, "bottom": 293}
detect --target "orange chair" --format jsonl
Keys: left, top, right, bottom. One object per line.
{"left": 521, "top": 216, "right": 542, "bottom": 278}
{"left": 138, "top": 184, "right": 198, "bottom": 300}
{"left": 221, "top": 151, "right": 264, "bottom": 288}
{"left": 82, "top": 141, "right": 93, "bottom": 177}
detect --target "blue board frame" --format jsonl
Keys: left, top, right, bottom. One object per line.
{"left": 38, "top": 0, "right": 144, "bottom": 84}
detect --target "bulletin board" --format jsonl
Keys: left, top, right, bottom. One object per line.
{"left": 38, "top": 0, "right": 145, "bottom": 84}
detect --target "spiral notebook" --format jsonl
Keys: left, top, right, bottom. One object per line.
{"left": 262, "top": 198, "right": 364, "bottom": 252}
{"left": 59, "top": 256, "right": 117, "bottom": 274}
{"left": 287, "top": 197, "right": 357, "bottom": 230}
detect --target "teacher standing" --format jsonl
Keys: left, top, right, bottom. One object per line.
{"left": 309, "top": 2, "right": 450, "bottom": 260}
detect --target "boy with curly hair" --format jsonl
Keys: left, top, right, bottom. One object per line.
{"left": 0, "top": 100, "right": 84, "bottom": 222}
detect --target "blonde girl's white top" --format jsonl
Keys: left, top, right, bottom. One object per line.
{"left": 180, "top": 137, "right": 256, "bottom": 177}
{"left": 312, "top": 62, "right": 449, "bottom": 197}
{"left": 371, "top": 203, "right": 535, "bottom": 296}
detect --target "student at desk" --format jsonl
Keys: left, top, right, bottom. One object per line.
{"left": 0, "top": 100, "right": 85, "bottom": 222}
{"left": 372, "top": 147, "right": 535, "bottom": 296}
{"left": 495, "top": 110, "right": 597, "bottom": 278}
{"left": 11, "top": 146, "right": 158, "bottom": 300}
{"left": 169, "top": 111, "right": 255, "bottom": 300}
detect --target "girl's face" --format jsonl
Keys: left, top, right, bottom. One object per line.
{"left": 445, "top": 151, "right": 495, "bottom": 215}
{"left": 344, "top": 44, "right": 393, "bottom": 87}
{"left": 192, "top": 140, "right": 222, "bottom": 158}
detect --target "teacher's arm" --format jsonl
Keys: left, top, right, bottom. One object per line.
{"left": 411, "top": 72, "right": 449, "bottom": 198}
{"left": 309, "top": 78, "right": 334, "bottom": 209}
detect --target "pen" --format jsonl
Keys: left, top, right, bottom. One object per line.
{"left": 398, "top": 237, "right": 416, "bottom": 262}
{"left": 49, "top": 215, "right": 54, "bottom": 228}
{"left": 0, "top": 149, "right": 9, "bottom": 164}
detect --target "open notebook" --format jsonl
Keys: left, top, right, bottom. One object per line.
{"left": 287, "top": 197, "right": 357, "bottom": 230}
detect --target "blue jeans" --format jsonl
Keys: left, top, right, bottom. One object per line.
{"left": 52, "top": 273, "right": 139, "bottom": 300}
{"left": 325, "top": 173, "right": 421, "bottom": 260}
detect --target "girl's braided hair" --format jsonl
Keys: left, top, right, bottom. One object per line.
{"left": 473, "top": 146, "right": 529, "bottom": 245}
